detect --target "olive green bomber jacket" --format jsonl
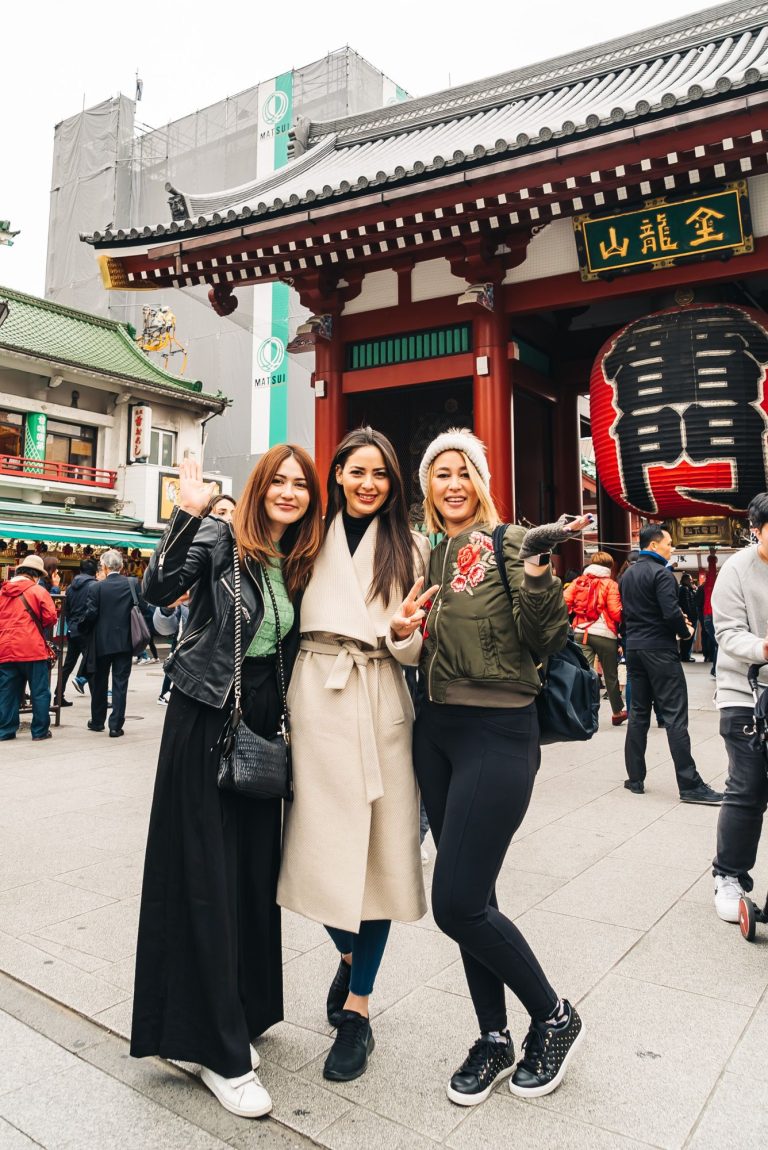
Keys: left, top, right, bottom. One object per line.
{"left": 420, "top": 523, "right": 569, "bottom": 706}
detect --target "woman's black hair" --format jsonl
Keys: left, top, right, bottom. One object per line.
{"left": 326, "top": 426, "right": 415, "bottom": 603}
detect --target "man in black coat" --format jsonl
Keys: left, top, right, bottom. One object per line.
{"left": 81, "top": 550, "right": 136, "bottom": 737}
{"left": 58, "top": 559, "right": 97, "bottom": 702}
{"left": 620, "top": 524, "right": 723, "bottom": 805}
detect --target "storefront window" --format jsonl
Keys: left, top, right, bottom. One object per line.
{"left": 0, "top": 411, "right": 23, "bottom": 457}
{"left": 45, "top": 421, "right": 97, "bottom": 468}
{"left": 149, "top": 428, "right": 176, "bottom": 468}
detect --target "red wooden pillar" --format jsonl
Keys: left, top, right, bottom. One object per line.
{"left": 553, "top": 386, "right": 584, "bottom": 575}
{"left": 473, "top": 305, "right": 513, "bottom": 521}
{"left": 313, "top": 318, "right": 346, "bottom": 498}
{"left": 597, "top": 479, "right": 632, "bottom": 568}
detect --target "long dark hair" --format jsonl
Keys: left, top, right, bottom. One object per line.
{"left": 232, "top": 444, "right": 323, "bottom": 600}
{"left": 326, "top": 426, "right": 415, "bottom": 603}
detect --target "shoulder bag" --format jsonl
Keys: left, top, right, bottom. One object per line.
{"left": 491, "top": 525, "right": 600, "bottom": 743}
{"left": 217, "top": 542, "right": 293, "bottom": 801}
{"left": 128, "top": 579, "right": 151, "bottom": 656}
{"left": 20, "top": 593, "right": 58, "bottom": 669}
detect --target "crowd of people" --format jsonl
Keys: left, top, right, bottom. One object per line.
{"left": 1, "top": 427, "right": 766, "bottom": 1122}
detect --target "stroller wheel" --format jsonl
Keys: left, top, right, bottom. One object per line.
{"left": 739, "top": 896, "right": 757, "bottom": 942}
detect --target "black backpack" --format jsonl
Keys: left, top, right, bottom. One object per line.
{"left": 491, "top": 526, "right": 600, "bottom": 743}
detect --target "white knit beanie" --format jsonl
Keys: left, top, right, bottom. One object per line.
{"left": 419, "top": 428, "right": 491, "bottom": 495}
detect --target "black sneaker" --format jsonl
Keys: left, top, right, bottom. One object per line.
{"left": 509, "top": 1001, "right": 584, "bottom": 1098}
{"left": 446, "top": 1033, "right": 515, "bottom": 1106}
{"left": 326, "top": 957, "right": 351, "bottom": 1028}
{"left": 679, "top": 782, "right": 723, "bottom": 805}
{"left": 323, "top": 1010, "right": 374, "bottom": 1081}
{"left": 624, "top": 780, "right": 644, "bottom": 794}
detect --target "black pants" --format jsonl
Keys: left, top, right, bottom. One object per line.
{"left": 713, "top": 708, "right": 768, "bottom": 891}
{"left": 91, "top": 652, "right": 132, "bottom": 732}
{"left": 624, "top": 649, "right": 702, "bottom": 792}
{"left": 414, "top": 701, "right": 558, "bottom": 1032}
{"left": 59, "top": 635, "right": 86, "bottom": 693}
{"left": 702, "top": 617, "right": 718, "bottom": 672}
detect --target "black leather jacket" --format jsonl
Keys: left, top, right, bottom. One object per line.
{"left": 142, "top": 507, "right": 300, "bottom": 709}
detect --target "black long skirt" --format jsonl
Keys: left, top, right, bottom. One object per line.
{"left": 131, "top": 658, "right": 283, "bottom": 1078}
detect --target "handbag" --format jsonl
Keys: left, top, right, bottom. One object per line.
{"left": 217, "top": 543, "right": 293, "bottom": 801}
{"left": 20, "top": 594, "right": 58, "bottom": 669}
{"left": 491, "top": 525, "right": 600, "bottom": 743}
{"left": 128, "top": 579, "right": 151, "bottom": 656}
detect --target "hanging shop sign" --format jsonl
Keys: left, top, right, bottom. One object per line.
{"left": 573, "top": 183, "right": 752, "bottom": 281}
{"left": 129, "top": 405, "right": 152, "bottom": 462}
{"left": 590, "top": 304, "right": 768, "bottom": 519}
{"left": 23, "top": 412, "right": 47, "bottom": 474}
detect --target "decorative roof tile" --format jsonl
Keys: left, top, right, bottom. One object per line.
{"left": 85, "top": 1, "right": 768, "bottom": 248}
{"left": 0, "top": 286, "right": 226, "bottom": 408}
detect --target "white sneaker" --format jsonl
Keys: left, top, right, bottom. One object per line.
{"left": 714, "top": 874, "right": 744, "bottom": 923}
{"left": 200, "top": 1066, "right": 271, "bottom": 1117}
{"left": 157, "top": 694, "right": 169, "bottom": 705}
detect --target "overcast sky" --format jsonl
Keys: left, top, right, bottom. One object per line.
{"left": 2, "top": 0, "right": 716, "bottom": 297}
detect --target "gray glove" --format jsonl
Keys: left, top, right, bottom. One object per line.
{"left": 519, "top": 515, "right": 581, "bottom": 561}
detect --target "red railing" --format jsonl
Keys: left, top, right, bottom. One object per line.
{"left": 0, "top": 455, "right": 117, "bottom": 489}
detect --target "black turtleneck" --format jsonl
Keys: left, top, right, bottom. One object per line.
{"left": 342, "top": 505, "right": 377, "bottom": 556}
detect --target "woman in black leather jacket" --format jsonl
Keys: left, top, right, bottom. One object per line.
{"left": 131, "top": 448, "right": 322, "bottom": 1120}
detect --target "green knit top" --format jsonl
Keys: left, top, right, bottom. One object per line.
{"left": 246, "top": 559, "right": 294, "bottom": 657}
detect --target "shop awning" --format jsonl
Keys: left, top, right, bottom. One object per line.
{"left": 0, "top": 519, "right": 162, "bottom": 551}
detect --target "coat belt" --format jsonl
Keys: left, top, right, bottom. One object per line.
{"left": 299, "top": 639, "right": 391, "bottom": 804}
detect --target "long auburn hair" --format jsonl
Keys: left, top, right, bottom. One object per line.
{"left": 422, "top": 443, "right": 501, "bottom": 535}
{"left": 326, "top": 426, "right": 415, "bottom": 603}
{"left": 232, "top": 444, "right": 323, "bottom": 599}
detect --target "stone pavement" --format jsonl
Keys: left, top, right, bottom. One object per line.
{"left": 1, "top": 655, "right": 767, "bottom": 1149}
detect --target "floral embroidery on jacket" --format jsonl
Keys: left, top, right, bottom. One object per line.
{"left": 450, "top": 531, "right": 496, "bottom": 595}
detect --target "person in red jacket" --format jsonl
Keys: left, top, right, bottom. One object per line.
{"left": 0, "top": 554, "right": 58, "bottom": 741}
{"left": 564, "top": 550, "right": 626, "bottom": 726}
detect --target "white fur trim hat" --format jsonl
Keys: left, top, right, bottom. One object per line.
{"left": 419, "top": 428, "right": 491, "bottom": 495}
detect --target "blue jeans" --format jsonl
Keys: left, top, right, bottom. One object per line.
{"left": 0, "top": 661, "right": 51, "bottom": 739}
{"left": 325, "top": 920, "right": 391, "bottom": 997}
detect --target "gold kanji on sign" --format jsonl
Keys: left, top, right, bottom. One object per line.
{"left": 598, "top": 226, "right": 630, "bottom": 260}
{"left": 686, "top": 205, "right": 726, "bottom": 247}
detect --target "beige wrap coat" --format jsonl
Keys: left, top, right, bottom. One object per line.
{"left": 277, "top": 515, "right": 430, "bottom": 933}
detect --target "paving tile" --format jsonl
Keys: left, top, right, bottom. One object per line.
{"left": 297, "top": 986, "right": 477, "bottom": 1142}
{"left": 0, "top": 879, "right": 115, "bottom": 937}
{"left": 445, "top": 1091, "right": 654, "bottom": 1149}
{"left": 56, "top": 851, "right": 146, "bottom": 900}
{"left": 531, "top": 973, "right": 751, "bottom": 1149}
{"left": 17, "top": 933, "right": 112, "bottom": 975}
{"left": 230, "top": 1118, "right": 324, "bottom": 1150}
{"left": 93, "top": 997, "right": 133, "bottom": 1040}
{"left": 256, "top": 1058, "right": 353, "bottom": 1140}
{"left": 618, "top": 900, "right": 768, "bottom": 1007}
{"left": 538, "top": 856, "right": 702, "bottom": 931}
{"left": 0, "top": 1060, "right": 229, "bottom": 1149}
{"left": 0, "top": 1011, "right": 77, "bottom": 1095}
{"left": 557, "top": 789, "right": 679, "bottom": 838}
{"left": 255, "top": 1021, "right": 332, "bottom": 1072}
{"left": 0, "top": 931, "right": 129, "bottom": 1017}
{"left": 319, "top": 1105, "right": 439, "bottom": 1150}
{"left": 30, "top": 896, "right": 140, "bottom": 962}
{"left": 609, "top": 815, "right": 721, "bottom": 873}
{"left": 0, "top": 843, "right": 110, "bottom": 895}
{"left": 687, "top": 1071, "right": 768, "bottom": 1148}
{"left": 727, "top": 990, "right": 768, "bottom": 1083}
{"left": 0, "top": 1117, "right": 40, "bottom": 1148}
{"left": 97, "top": 956, "right": 136, "bottom": 994}
{"left": 504, "top": 821, "right": 626, "bottom": 879}
{"left": 281, "top": 911, "right": 332, "bottom": 954}
{"left": 0, "top": 973, "right": 108, "bottom": 1055}
{"left": 490, "top": 866, "right": 566, "bottom": 919}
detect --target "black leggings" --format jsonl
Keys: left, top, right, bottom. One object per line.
{"left": 414, "top": 700, "right": 558, "bottom": 1032}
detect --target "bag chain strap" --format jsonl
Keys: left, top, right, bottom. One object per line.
{"left": 231, "top": 542, "right": 289, "bottom": 740}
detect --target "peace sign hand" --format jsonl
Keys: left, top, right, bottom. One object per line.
{"left": 178, "top": 458, "right": 218, "bottom": 517}
{"left": 390, "top": 577, "right": 440, "bottom": 641}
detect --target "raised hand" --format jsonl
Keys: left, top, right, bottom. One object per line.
{"left": 178, "top": 458, "right": 217, "bottom": 517}
{"left": 519, "top": 514, "right": 593, "bottom": 560}
{"left": 390, "top": 576, "right": 440, "bottom": 641}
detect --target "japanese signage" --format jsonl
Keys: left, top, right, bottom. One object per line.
{"left": 23, "top": 412, "right": 47, "bottom": 473}
{"left": 129, "top": 405, "right": 152, "bottom": 462}
{"left": 574, "top": 183, "right": 752, "bottom": 280}
{"left": 157, "top": 472, "right": 222, "bottom": 522}
{"left": 590, "top": 305, "right": 768, "bottom": 518}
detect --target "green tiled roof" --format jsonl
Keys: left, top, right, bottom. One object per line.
{"left": 0, "top": 285, "right": 226, "bottom": 407}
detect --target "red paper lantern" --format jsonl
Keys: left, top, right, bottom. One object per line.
{"left": 590, "top": 304, "right": 768, "bottom": 518}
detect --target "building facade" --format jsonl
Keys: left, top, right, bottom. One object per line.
{"left": 0, "top": 286, "right": 228, "bottom": 581}
{"left": 86, "top": 1, "right": 768, "bottom": 571}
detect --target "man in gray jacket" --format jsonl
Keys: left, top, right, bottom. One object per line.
{"left": 711, "top": 492, "right": 768, "bottom": 922}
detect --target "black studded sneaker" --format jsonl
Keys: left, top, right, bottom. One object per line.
{"left": 446, "top": 1032, "right": 516, "bottom": 1106}
{"left": 326, "top": 957, "right": 352, "bottom": 1029}
{"left": 509, "top": 1001, "right": 584, "bottom": 1098}
{"left": 323, "top": 1010, "right": 374, "bottom": 1081}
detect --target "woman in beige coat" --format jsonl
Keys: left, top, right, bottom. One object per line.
{"left": 278, "top": 426, "right": 432, "bottom": 1083}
